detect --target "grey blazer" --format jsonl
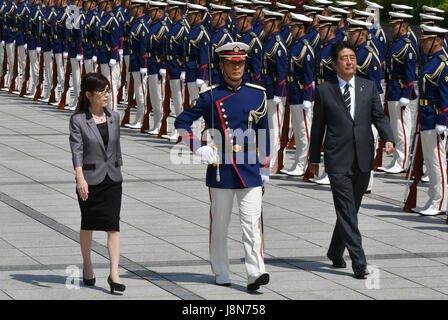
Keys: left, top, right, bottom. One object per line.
{"left": 69, "top": 108, "right": 123, "bottom": 185}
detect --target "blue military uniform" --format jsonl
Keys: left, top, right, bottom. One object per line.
{"left": 210, "top": 25, "right": 233, "bottom": 85}
{"left": 82, "top": 7, "right": 100, "bottom": 63}
{"left": 166, "top": 15, "right": 189, "bottom": 80}
{"left": 128, "top": 16, "right": 148, "bottom": 74}
{"left": 235, "top": 29, "right": 262, "bottom": 84}
{"left": 185, "top": 21, "right": 209, "bottom": 83}
{"left": 261, "top": 31, "right": 287, "bottom": 100}
{"left": 175, "top": 81, "right": 270, "bottom": 188}
{"left": 147, "top": 16, "right": 168, "bottom": 76}
{"left": 316, "top": 37, "right": 338, "bottom": 84}
{"left": 356, "top": 41, "right": 382, "bottom": 94}
{"left": 14, "top": 0, "right": 30, "bottom": 92}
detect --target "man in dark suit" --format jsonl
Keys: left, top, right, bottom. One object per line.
{"left": 308, "top": 41, "right": 394, "bottom": 279}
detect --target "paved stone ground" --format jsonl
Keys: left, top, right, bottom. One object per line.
{"left": 0, "top": 91, "right": 448, "bottom": 300}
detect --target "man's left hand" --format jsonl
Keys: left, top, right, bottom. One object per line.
{"left": 385, "top": 141, "right": 394, "bottom": 155}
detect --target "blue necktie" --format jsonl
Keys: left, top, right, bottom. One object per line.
{"left": 344, "top": 83, "right": 351, "bottom": 113}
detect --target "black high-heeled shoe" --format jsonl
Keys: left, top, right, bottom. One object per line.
{"left": 82, "top": 271, "right": 96, "bottom": 287}
{"left": 107, "top": 275, "right": 126, "bottom": 294}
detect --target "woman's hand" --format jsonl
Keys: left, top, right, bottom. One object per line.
{"left": 76, "top": 176, "right": 89, "bottom": 201}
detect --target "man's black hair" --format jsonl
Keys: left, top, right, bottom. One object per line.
{"left": 331, "top": 41, "right": 357, "bottom": 63}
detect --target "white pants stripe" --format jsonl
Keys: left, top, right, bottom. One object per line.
{"left": 289, "top": 104, "right": 312, "bottom": 171}
{"left": 209, "top": 186, "right": 266, "bottom": 284}
{"left": 268, "top": 98, "right": 286, "bottom": 169}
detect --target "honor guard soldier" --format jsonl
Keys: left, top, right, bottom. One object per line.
{"left": 144, "top": 0, "right": 169, "bottom": 135}
{"left": 377, "top": 11, "right": 417, "bottom": 174}
{"left": 276, "top": 2, "right": 295, "bottom": 48}
{"left": 251, "top": 0, "right": 269, "bottom": 43}
{"left": 391, "top": 3, "right": 417, "bottom": 51}
{"left": 27, "top": 0, "right": 44, "bottom": 98}
{"left": 41, "top": 0, "right": 57, "bottom": 101}
{"left": 174, "top": 42, "right": 271, "bottom": 291}
{"left": 280, "top": 13, "right": 314, "bottom": 177}
{"left": 112, "top": 0, "right": 125, "bottom": 61}
{"left": 185, "top": 3, "right": 209, "bottom": 104}
{"left": 53, "top": 0, "right": 70, "bottom": 103}
{"left": 302, "top": 5, "right": 324, "bottom": 55}
{"left": 97, "top": 0, "right": 121, "bottom": 111}
{"left": 161, "top": 0, "right": 189, "bottom": 140}
{"left": 328, "top": 6, "right": 349, "bottom": 43}
{"left": 365, "top": 1, "right": 387, "bottom": 85}
{"left": 234, "top": 7, "right": 262, "bottom": 85}
{"left": 121, "top": 0, "right": 132, "bottom": 102}
{"left": 229, "top": 0, "right": 251, "bottom": 37}
{"left": 123, "top": 0, "right": 148, "bottom": 129}
{"left": 0, "top": 0, "right": 6, "bottom": 82}
{"left": 419, "top": 13, "right": 447, "bottom": 59}
{"left": 13, "top": 0, "right": 29, "bottom": 93}
{"left": 347, "top": 18, "right": 382, "bottom": 192}
{"left": 3, "top": 0, "right": 16, "bottom": 89}
{"left": 82, "top": 0, "right": 100, "bottom": 74}
{"left": 66, "top": 0, "right": 85, "bottom": 111}
{"left": 261, "top": 9, "right": 287, "bottom": 170}
{"left": 209, "top": 3, "right": 233, "bottom": 86}
{"left": 412, "top": 25, "right": 448, "bottom": 216}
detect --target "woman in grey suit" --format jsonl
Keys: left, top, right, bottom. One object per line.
{"left": 69, "top": 73, "right": 125, "bottom": 294}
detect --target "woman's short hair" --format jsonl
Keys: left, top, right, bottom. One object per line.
{"left": 331, "top": 40, "right": 357, "bottom": 63}
{"left": 75, "top": 73, "right": 110, "bottom": 113}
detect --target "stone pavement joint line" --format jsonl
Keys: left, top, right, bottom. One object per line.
{"left": 0, "top": 192, "right": 203, "bottom": 300}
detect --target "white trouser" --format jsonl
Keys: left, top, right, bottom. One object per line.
{"left": 83, "top": 59, "right": 97, "bottom": 74}
{"left": 6, "top": 42, "right": 15, "bottom": 87}
{"left": 170, "top": 79, "right": 185, "bottom": 116}
{"left": 54, "top": 53, "right": 66, "bottom": 88}
{"left": 267, "top": 98, "right": 286, "bottom": 169}
{"left": 101, "top": 63, "right": 120, "bottom": 111}
{"left": 28, "top": 49, "right": 39, "bottom": 93}
{"left": 17, "top": 45, "right": 26, "bottom": 92}
{"left": 387, "top": 100, "right": 417, "bottom": 170}
{"left": 187, "top": 81, "right": 199, "bottom": 103}
{"left": 131, "top": 71, "right": 147, "bottom": 124}
{"left": 43, "top": 52, "right": 53, "bottom": 98}
{"left": 70, "top": 58, "right": 82, "bottom": 108}
{"left": 209, "top": 186, "right": 266, "bottom": 284}
{"left": 421, "top": 130, "right": 448, "bottom": 212}
{"left": 288, "top": 104, "right": 312, "bottom": 172}
{"left": 123, "top": 55, "right": 130, "bottom": 99}
{"left": 147, "top": 73, "right": 165, "bottom": 130}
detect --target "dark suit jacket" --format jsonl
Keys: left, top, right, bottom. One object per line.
{"left": 309, "top": 76, "right": 394, "bottom": 174}
{"left": 69, "top": 108, "right": 123, "bottom": 185}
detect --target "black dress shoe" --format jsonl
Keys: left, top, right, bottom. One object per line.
{"left": 247, "top": 273, "right": 270, "bottom": 292}
{"left": 327, "top": 253, "right": 347, "bottom": 268}
{"left": 353, "top": 267, "right": 370, "bottom": 279}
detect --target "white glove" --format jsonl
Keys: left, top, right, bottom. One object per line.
{"left": 36, "top": 47, "right": 41, "bottom": 54}
{"left": 273, "top": 95, "right": 282, "bottom": 104}
{"left": 24, "top": 44, "right": 27, "bottom": 51}
{"left": 118, "top": 49, "right": 123, "bottom": 56}
{"left": 196, "top": 78, "right": 205, "bottom": 89}
{"left": 302, "top": 100, "right": 312, "bottom": 110}
{"left": 109, "top": 59, "right": 116, "bottom": 67}
{"left": 196, "top": 145, "right": 217, "bottom": 165}
{"left": 76, "top": 54, "right": 83, "bottom": 61}
{"left": 312, "top": 81, "right": 315, "bottom": 90}
{"left": 63, "top": 51, "right": 68, "bottom": 59}
{"left": 1, "top": 41, "right": 4, "bottom": 46}
{"left": 159, "top": 68, "right": 166, "bottom": 78}
{"left": 261, "top": 174, "right": 270, "bottom": 185}
{"left": 180, "top": 71, "right": 185, "bottom": 81}
{"left": 435, "top": 125, "right": 447, "bottom": 135}
{"left": 92, "top": 56, "right": 97, "bottom": 63}
{"left": 399, "top": 97, "right": 410, "bottom": 107}
{"left": 139, "top": 67, "right": 147, "bottom": 75}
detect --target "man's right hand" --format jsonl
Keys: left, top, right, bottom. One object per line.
{"left": 196, "top": 145, "right": 217, "bottom": 165}
{"left": 308, "top": 163, "right": 319, "bottom": 177}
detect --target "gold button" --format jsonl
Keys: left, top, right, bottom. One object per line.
{"left": 225, "top": 121, "right": 229, "bottom": 125}
{"left": 220, "top": 102, "right": 223, "bottom": 106}
{"left": 228, "top": 133, "right": 232, "bottom": 138}
{"left": 223, "top": 115, "right": 227, "bottom": 118}
{"left": 221, "top": 108, "right": 225, "bottom": 112}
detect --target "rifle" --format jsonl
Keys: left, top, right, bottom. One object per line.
{"left": 19, "top": 54, "right": 30, "bottom": 97}
{"left": 8, "top": 46, "right": 18, "bottom": 94}
{"left": 0, "top": 45, "right": 7, "bottom": 89}
{"left": 287, "top": 133, "right": 295, "bottom": 149}
{"left": 33, "top": 52, "right": 44, "bottom": 101}
{"left": 141, "top": 79, "right": 152, "bottom": 133}
{"left": 57, "top": 58, "right": 72, "bottom": 109}
{"left": 120, "top": 74, "right": 134, "bottom": 127}
{"left": 48, "top": 56, "right": 58, "bottom": 104}
{"left": 158, "top": 71, "right": 171, "bottom": 138}
{"left": 272, "top": 95, "right": 290, "bottom": 173}
{"left": 403, "top": 128, "right": 423, "bottom": 212}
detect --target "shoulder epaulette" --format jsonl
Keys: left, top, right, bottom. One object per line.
{"left": 199, "top": 84, "right": 219, "bottom": 94}
{"left": 245, "top": 83, "right": 266, "bottom": 91}
{"left": 367, "top": 33, "right": 372, "bottom": 40}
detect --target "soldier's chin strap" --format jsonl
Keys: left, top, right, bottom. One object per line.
{"left": 394, "top": 22, "right": 403, "bottom": 40}
{"left": 354, "top": 29, "right": 362, "bottom": 47}
{"left": 268, "top": 20, "right": 275, "bottom": 37}
{"left": 426, "top": 37, "right": 437, "bottom": 62}
{"left": 322, "top": 24, "right": 331, "bottom": 43}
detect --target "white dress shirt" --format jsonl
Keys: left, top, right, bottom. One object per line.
{"left": 337, "top": 75, "right": 356, "bottom": 120}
